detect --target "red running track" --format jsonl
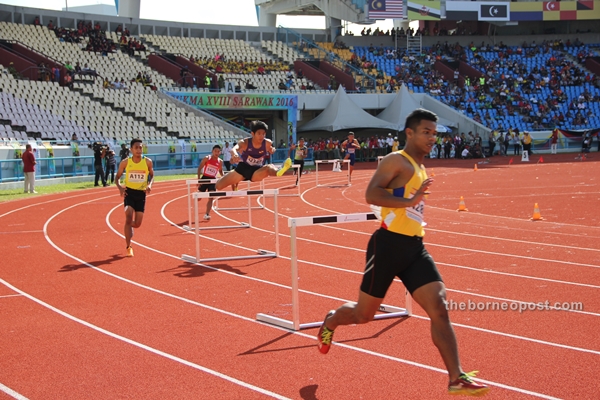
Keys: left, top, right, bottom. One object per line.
{"left": 1, "top": 155, "right": 599, "bottom": 399}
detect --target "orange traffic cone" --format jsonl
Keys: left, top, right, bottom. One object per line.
{"left": 430, "top": 169, "right": 435, "bottom": 177}
{"left": 530, "top": 203, "right": 544, "bottom": 221}
{"left": 457, "top": 196, "right": 468, "bottom": 212}
{"left": 474, "top": 163, "right": 478, "bottom": 171}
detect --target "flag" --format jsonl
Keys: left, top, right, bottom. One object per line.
{"left": 543, "top": 1, "right": 560, "bottom": 11}
{"left": 509, "top": 158, "right": 513, "bottom": 165}
{"left": 369, "top": 0, "right": 404, "bottom": 19}
{"left": 577, "top": 1, "right": 594, "bottom": 11}
{"left": 479, "top": 3, "right": 509, "bottom": 21}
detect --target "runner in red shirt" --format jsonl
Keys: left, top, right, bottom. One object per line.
{"left": 198, "top": 145, "right": 224, "bottom": 221}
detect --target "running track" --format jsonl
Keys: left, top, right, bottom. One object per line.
{"left": 1, "top": 155, "right": 599, "bottom": 399}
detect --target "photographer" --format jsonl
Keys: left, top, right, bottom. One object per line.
{"left": 119, "top": 143, "right": 130, "bottom": 162}
{"left": 91, "top": 142, "right": 108, "bottom": 187}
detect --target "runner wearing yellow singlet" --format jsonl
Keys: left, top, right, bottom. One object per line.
{"left": 316, "top": 109, "right": 489, "bottom": 397}
{"left": 115, "top": 138, "right": 154, "bottom": 257}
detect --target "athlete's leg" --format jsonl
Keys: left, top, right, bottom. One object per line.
{"left": 124, "top": 206, "right": 135, "bottom": 248}
{"left": 132, "top": 211, "right": 144, "bottom": 229}
{"left": 323, "top": 290, "right": 383, "bottom": 330}
{"left": 250, "top": 164, "right": 278, "bottom": 181}
{"left": 206, "top": 198, "right": 214, "bottom": 216}
{"left": 411, "top": 281, "right": 462, "bottom": 381}
{"left": 216, "top": 170, "right": 244, "bottom": 190}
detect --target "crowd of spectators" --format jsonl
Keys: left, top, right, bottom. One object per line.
{"left": 306, "top": 134, "right": 400, "bottom": 161}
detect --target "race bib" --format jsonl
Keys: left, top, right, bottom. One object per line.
{"left": 406, "top": 199, "right": 426, "bottom": 226}
{"left": 128, "top": 170, "right": 147, "bottom": 183}
{"left": 347, "top": 148, "right": 355, "bottom": 154}
{"left": 246, "top": 155, "right": 264, "bottom": 167}
{"left": 203, "top": 164, "right": 219, "bottom": 177}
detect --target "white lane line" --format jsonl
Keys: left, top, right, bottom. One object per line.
{"left": 0, "top": 294, "right": 22, "bottom": 299}
{"left": 0, "top": 382, "right": 28, "bottom": 400}
{"left": 0, "top": 279, "right": 289, "bottom": 400}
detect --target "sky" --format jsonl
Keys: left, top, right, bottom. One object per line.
{"left": 1, "top": 0, "right": 395, "bottom": 35}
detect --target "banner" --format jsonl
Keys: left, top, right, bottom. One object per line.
{"left": 369, "top": 0, "right": 404, "bottom": 19}
{"left": 446, "top": 1, "right": 510, "bottom": 21}
{"left": 510, "top": 1, "right": 600, "bottom": 21}
{"left": 407, "top": 0, "right": 441, "bottom": 20}
{"left": 165, "top": 91, "right": 298, "bottom": 148}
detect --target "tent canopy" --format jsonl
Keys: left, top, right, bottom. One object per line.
{"left": 298, "top": 87, "right": 398, "bottom": 132}
{"left": 377, "top": 85, "right": 456, "bottom": 131}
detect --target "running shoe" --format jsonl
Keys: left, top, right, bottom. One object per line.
{"left": 448, "top": 371, "right": 490, "bottom": 396}
{"left": 277, "top": 158, "right": 293, "bottom": 177}
{"left": 126, "top": 246, "right": 134, "bottom": 257}
{"left": 317, "top": 310, "right": 336, "bottom": 354}
{"left": 203, "top": 214, "right": 211, "bottom": 220}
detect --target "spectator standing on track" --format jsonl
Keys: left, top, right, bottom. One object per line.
{"left": 215, "top": 121, "right": 292, "bottom": 190}
{"left": 522, "top": 131, "right": 533, "bottom": 156}
{"left": 115, "top": 138, "right": 154, "bottom": 257}
{"left": 22, "top": 144, "right": 37, "bottom": 193}
{"left": 290, "top": 137, "right": 308, "bottom": 185}
{"left": 341, "top": 132, "right": 360, "bottom": 180}
{"left": 197, "top": 145, "right": 224, "bottom": 221}
{"left": 316, "top": 109, "right": 490, "bottom": 397}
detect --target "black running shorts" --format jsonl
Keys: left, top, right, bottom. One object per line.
{"left": 124, "top": 187, "right": 146, "bottom": 213}
{"left": 199, "top": 183, "right": 216, "bottom": 192}
{"left": 234, "top": 162, "right": 262, "bottom": 181}
{"left": 360, "top": 228, "right": 443, "bottom": 297}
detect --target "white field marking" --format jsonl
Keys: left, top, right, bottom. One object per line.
{"left": 0, "top": 382, "right": 28, "bottom": 400}
{"left": 426, "top": 217, "right": 600, "bottom": 240}
{"left": 0, "top": 279, "right": 289, "bottom": 400}
{"left": 426, "top": 227, "right": 600, "bottom": 251}
{"left": 0, "top": 294, "right": 23, "bottom": 299}
{"left": 427, "top": 205, "right": 600, "bottom": 230}
{"left": 13, "top": 198, "right": 570, "bottom": 397}
{"left": 0, "top": 230, "right": 44, "bottom": 234}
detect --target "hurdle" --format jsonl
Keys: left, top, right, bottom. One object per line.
{"left": 256, "top": 212, "right": 412, "bottom": 331}
{"left": 377, "top": 155, "right": 384, "bottom": 164}
{"left": 315, "top": 159, "right": 351, "bottom": 187}
{"left": 182, "top": 189, "right": 280, "bottom": 263}
{"left": 262, "top": 164, "right": 302, "bottom": 197}
{"left": 213, "top": 179, "right": 264, "bottom": 212}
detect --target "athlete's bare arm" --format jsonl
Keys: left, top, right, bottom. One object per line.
{"left": 266, "top": 139, "right": 276, "bottom": 154}
{"left": 231, "top": 138, "right": 247, "bottom": 164}
{"left": 115, "top": 159, "right": 128, "bottom": 196}
{"left": 365, "top": 153, "right": 433, "bottom": 208}
{"left": 145, "top": 158, "right": 154, "bottom": 194}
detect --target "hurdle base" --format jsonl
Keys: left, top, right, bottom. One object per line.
{"left": 182, "top": 250, "right": 277, "bottom": 264}
{"left": 188, "top": 222, "right": 250, "bottom": 231}
{"left": 256, "top": 303, "right": 410, "bottom": 331}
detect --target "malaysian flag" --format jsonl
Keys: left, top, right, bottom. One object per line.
{"left": 368, "top": 0, "right": 404, "bottom": 19}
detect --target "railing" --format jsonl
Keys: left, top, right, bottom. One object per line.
{"left": 0, "top": 150, "right": 316, "bottom": 183}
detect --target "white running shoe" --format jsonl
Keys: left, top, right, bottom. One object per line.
{"left": 203, "top": 214, "right": 211, "bottom": 220}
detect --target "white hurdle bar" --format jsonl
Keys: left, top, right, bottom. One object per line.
{"left": 315, "top": 159, "right": 351, "bottom": 187}
{"left": 182, "top": 189, "right": 280, "bottom": 263}
{"left": 256, "top": 212, "right": 412, "bottom": 331}
{"left": 377, "top": 155, "right": 384, "bottom": 164}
